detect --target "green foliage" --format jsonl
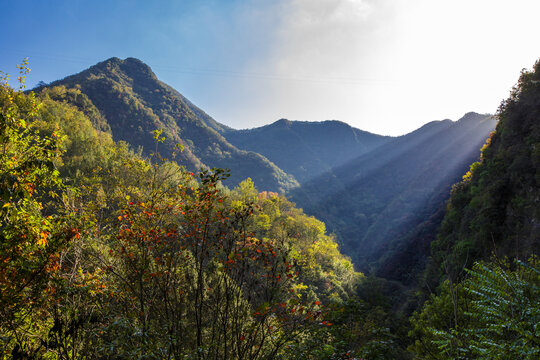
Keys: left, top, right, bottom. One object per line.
{"left": 410, "top": 258, "right": 540, "bottom": 359}
{"left": 37, "top": 85, "right": 111, "bottom": 133}
{"left": 429, "top": 60, "right": 540, "bottom": 287}
{"left": 0, "top": 61, "right": 80, "bottom": 358}
{"left": 232, "top": 183, "right": 361, "bottom": 305}
{"left": 462, "top": 259, "right": 540, "bottom": 358}
{"left": 411, "top": 60, "right": 540, "bottom": 360}
{"left": 1, "top": 64, "right": 361, "bottom": 358}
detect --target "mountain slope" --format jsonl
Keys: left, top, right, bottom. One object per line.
{"left": 224, "top": 119, "right": 391, "bottom": 183}
{"left": 291, "top": 112, "right": 497, "bottom": 274}
{"left": 38, "top": 57, "right": 297, "bottom": 192}
{"left": 429, "top": 62, "right": 540, "bottom": 283}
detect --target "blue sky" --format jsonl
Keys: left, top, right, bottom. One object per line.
{"left": 2, "top": 0, "right": 540, "bottom": 135}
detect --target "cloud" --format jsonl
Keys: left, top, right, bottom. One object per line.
{"left": 267, "top": 0, "right": 389, "bottom": 78}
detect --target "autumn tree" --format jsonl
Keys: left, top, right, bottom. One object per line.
{"left": 0, "top": 61, "right": 80, "bottom": 358}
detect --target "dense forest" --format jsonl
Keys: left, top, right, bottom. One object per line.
{"left": 1, "top": 58, "right": 539, "bottom": 359}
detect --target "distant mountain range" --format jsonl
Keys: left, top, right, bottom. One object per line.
{"left": 224, "top": 119, "right": 391, "bottom": 183}
{"left": 35, "top": 57, "right": 497, "bottom": 280}
{"left": 290, "top": 112, "right": 497, "bottom": 275}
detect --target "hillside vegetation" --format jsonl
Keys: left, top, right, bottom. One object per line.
{"left": 38, "top": 57, "right": 297, "bottom": 192}
{"left": 409, "top": 61, "right": 540, "bottom": 359}
{"left": 0, "top": 64, "right": 409, "bottom": 359}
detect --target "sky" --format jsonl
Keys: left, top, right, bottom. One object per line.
{"left": 1, "top": 0, "right": 540, "bottom": 136}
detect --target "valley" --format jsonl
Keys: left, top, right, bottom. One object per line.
{"left": 1, "top": 56, "right": 538, "bottom": 359}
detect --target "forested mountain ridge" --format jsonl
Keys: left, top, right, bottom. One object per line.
{"left": 224, "top": 118, "right": 391, "bottom": 183}
{"left": 428, "top": 63, "right": 540, "bottom": 284}
{"left": 36, "top": 57, "right": 394, "bottom": 190}
{"left": 36, "top": 57, "right": 297, "bottom": 192}
{"left": 291, "top": 112, "right": 497, "bottom": 274}
{"left": 409, "top": 61, "right": 540, "bottom": 360}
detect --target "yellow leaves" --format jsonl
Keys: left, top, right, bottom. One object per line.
{"left": 463, "top": 161, "right": 481, "bottom": 182}
{"left": 37, "top": 231, "right": 48, "bottom": 246}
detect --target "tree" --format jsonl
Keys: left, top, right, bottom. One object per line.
{"left": 0, "top": 60, "right": 79, "bottom": 357}
{"left": 409, "top": 258, "right": 540, "bottom": 359}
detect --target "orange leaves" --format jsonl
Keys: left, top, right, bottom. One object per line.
{"left": 37, "top": 231, "right": 48, "bottom": 246}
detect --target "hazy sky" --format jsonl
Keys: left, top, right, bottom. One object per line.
{"left": 2, "top": 0, "right": 539, "bottom": 135}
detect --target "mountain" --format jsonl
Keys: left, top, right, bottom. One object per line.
{"left": 33, "top": 57, "right": 503, "bottom": 281}
{"left": 37, "top": 57, "right": 297, "bottom": 192}
{"left": 224, "top": 119, "right": 391, "bottom": 183}
{"left": 291, "top": 112, "right": 497, "bottom": 275}
{"left": 428, "top": 61, "right": 540, "bottom": 284}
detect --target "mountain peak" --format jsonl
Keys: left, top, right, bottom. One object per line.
{"left": 274, "top": 118, "right": 293, "bottom": 127}
{"left": 42, "top": 57, "right": 297, "bottom": 192}
{"left": 458, "top": 111, "right": 493, "bottom": 123}
{"left": 92, "top": 57, "right": 157, "bottom": 80}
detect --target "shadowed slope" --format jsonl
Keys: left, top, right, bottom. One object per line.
{"left": 428, "top": 62, "right": 540, "bottom": 284}
{"left": 291, "top": 112, "right": 497, "bottom": 274}
{"left": 225, "top": 119, "right": 391, "bottom": 183}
